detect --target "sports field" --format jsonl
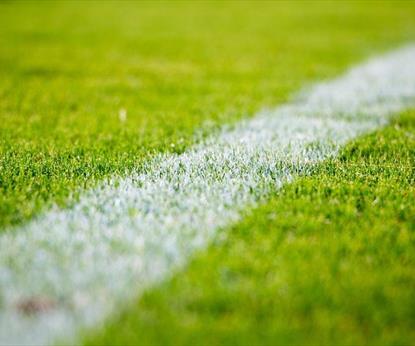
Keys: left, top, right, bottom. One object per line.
{"left": 0, "top": 1, "right": 415, "bottom": 345}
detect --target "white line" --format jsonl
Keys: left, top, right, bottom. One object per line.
{"left": 1, "top": 45, "right": 415, "bottom": 345}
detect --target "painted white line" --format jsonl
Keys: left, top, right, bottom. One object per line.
{"left": 1, "top": 45, "right": 415, "bottom": 345}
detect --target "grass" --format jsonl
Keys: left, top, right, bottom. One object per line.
{"left": 1, "top": 1, "right": 415, "bottom": 229}
{"left": 85, "top": 110, "right": 415, "bottom": 346}
{"left": 1, "top": 1, "right": 415, "bottom": 344}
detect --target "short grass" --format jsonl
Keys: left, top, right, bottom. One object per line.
{"left": 85, "top": 110, "right": 415, "bottom": 345}
{"left": 1, "top": 1, "right": 415, "bottom": 229}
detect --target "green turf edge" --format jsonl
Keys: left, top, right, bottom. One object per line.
{"left": 83, "top": 110, "right": 415, "bottom": 346}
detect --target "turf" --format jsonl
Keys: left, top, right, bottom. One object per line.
{"left": 1, "top": 1, "right": 415, "bottom": 229}
{"left": 85, "top": 110, "right": 415, "bottom": 346}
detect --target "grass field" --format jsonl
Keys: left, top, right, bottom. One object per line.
{"left": 0, "top": 1, "right": 415, "bottom": 345}
{"left": 1, "top": 1, "right": 415, "bottom": 229}
{"left": 86, "top": 111, "right": 415, "bottom": 345}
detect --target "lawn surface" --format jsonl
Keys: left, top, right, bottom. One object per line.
{"left": 1, "top": 1, "right": 415, "bottom": 229}
{"left": 85, "top": 110, "right": 415, "bottom": 346}
{"left": 0, "top": 1, "right": 414, "bottom": 345}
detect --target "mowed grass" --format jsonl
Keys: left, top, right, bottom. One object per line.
{"left": 1, "top": 2, "right": 415, "bottom": 344}
{"left": 1, "top": 1, "right": 415, "bottom": 229}
{"left": 85, "top": 111, "right": 415, "bottom": 346}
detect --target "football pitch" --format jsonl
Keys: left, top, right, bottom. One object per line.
{"left": 0, "top": 1, "right": 415, "bottom": 345}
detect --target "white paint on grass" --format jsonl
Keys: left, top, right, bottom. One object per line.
{"left": 1, "top": 45, "right": 415, "bottom": 345}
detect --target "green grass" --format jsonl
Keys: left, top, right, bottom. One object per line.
{"left": 1, "top": 1, "right": 415, "bottom": 229}
{"left": 85, "top": 110, "right": 415, "bottom": 346}
{"left": 1, "top": 2, "right": 415, "bottom": 344}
